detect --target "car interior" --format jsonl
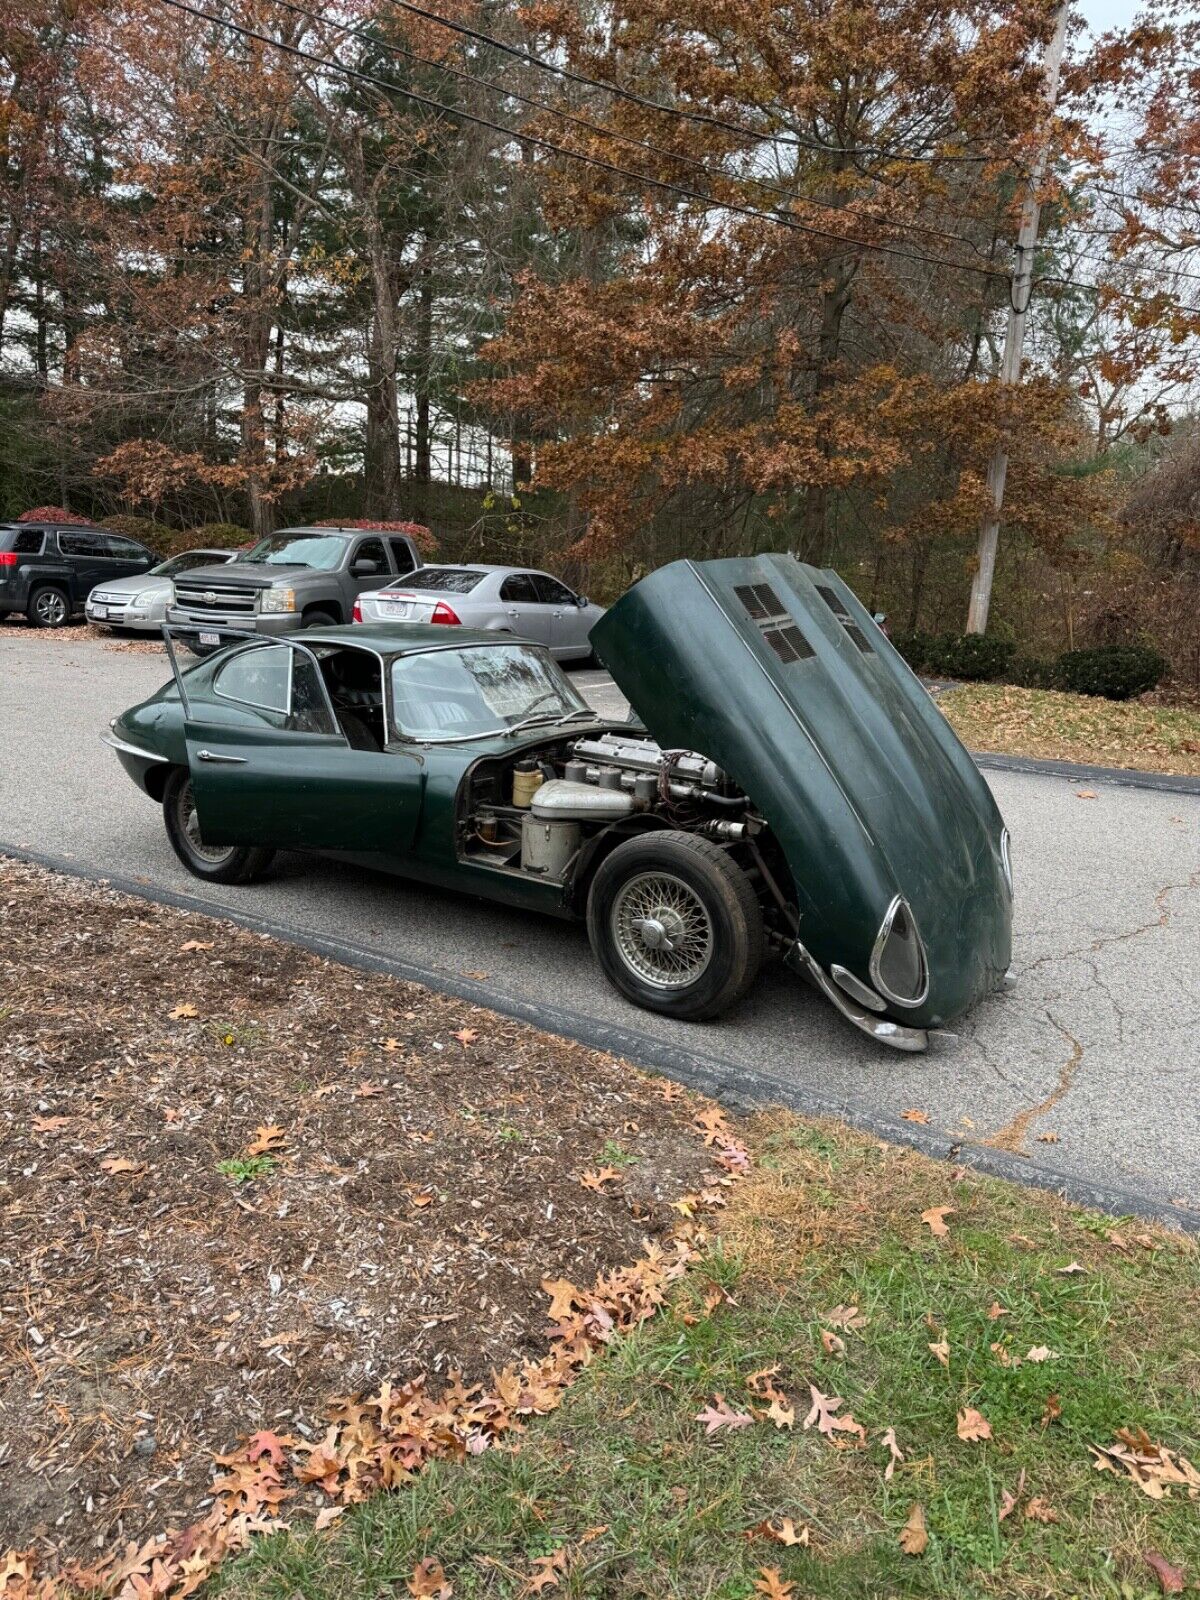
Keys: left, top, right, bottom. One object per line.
{"left": 314, "top": 647, "right": 387, "bottom": 751}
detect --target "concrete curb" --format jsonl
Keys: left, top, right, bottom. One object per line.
{"left": 970, "top": 750, "right": 1200, "bottom": 796}
{"left": 5, "top": 840, "right": 1196, "bottom": 1234}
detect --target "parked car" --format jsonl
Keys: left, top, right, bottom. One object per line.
{"left": 167, "top": 525, "right": 423, "bottom": 648}
{"left": 86, "top": 549, "right": 238, "bottom": 632}
{"left": 353, "top": 565, "right": 606, "bottom": 663}
{"left": 104, "top": 554, "right": 1012, "bottom": 1050}
{"left": 0, "top": 522, "right": 156, "bottom": 628}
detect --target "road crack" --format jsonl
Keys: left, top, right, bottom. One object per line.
{"left": 983, "top": 1014, "right": 1084, "bottom": 1155}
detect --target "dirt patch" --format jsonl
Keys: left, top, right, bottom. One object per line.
{"left": 0, "top": 858, "right": 714, "bottom": 1562}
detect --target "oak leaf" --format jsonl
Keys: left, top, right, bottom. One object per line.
{"left": 694, "top": 1105, "right": 731, "bottom": 1144}
{"left": 986, "top": 1301, "right": 1011, "bottom": 1320}
{"left": 956, "top": 1407, "right": 992, "bottom": 1442}
{"left": 32, "top": 1115, "right": 72, "bottom": 1132}
{"left": 821, "top": 1329, "right": 846, "bottom": 1357}
{"left": 453, "top": 1028, "right": 478, "bottom": 1047}
{"left": 168, "top": 1002, "right": 199, "bottom": 1019}
{"left": 1026, "top": 1345, "right": 1057, "bottom": 1362}
{"left": 748, "top": 1517, "right": 809, "bottom": 1547}
{"left": 766, "top": 1393, "right": 795, "bottom": 1430}
{"left": 100, "top": 1156, "right": 144, "bottom": 1175}
{"left": 928, "top": 1334, "right": 950, "bottom": 1367}
{"left": 901, "top": 1108, "right": 929, "bottom": 1123}
{"left": 898, "top": 1503, "right": 928, "bottom": 1555}
{"left": 695, "top": 1395, "right": 754, "bottom": 1435}
{"left": 1056, "top": 1261, "right": 1087, "bottom": 1275}
{"left": 753, "top": 1568, "right": 795, "bottom": 1599}
{"left": 803, "top": 1385, "right": 865, "bottom": 1441}
{"left": 246, "top": 1125, "right": 285, "bottom": 1155}
{"left": 825, "top": 1304, "right": 868, "bottom": 1331}
{"left": 523, "top": 1547, "right": 568, "bottom": 1594}
{"left": 313, "top": 1506, "right": 344, "bottom": 1531}
{"left": 355, "top": 1081, "right": 385, "bottom": 1098}
{"left": 998, "top": 1468, "right": 1026, "bottom": 1521}
{"left": 178, "top": 940, "right": 214, "bottom": 952}
{"left": 407, "top": 1556, "right": 452, "bottom": 1598}
{"left": 1144, "top": 1552, "right": 1186, "bottom": 1595}
{"left": 920, "top": 1205, "right": 954, "bottom": 1237}
{"left": 579, "top": 1167, "right": 622, "bottom": 1191}
{"left": 541, "top": 1277, "right": 583, "bottom": 1321}
{"left": 1024, "top": 1497, "right": 1058, "bottom": 1524}
{"left": 881, "top": 1426, "right": 904, "bottom": 1480}
{"left": 1040, "top": 1392, "right": 1062, "bottom": 1428}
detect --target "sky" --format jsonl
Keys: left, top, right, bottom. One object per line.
{"left": 1076, "top": 0, "right": 1141, "bottom": 34}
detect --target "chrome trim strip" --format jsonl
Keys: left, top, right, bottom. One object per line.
{"left": 100, "top": 731, "right": 168, "bottom": 763}
{"left": 868, "top": 894, "right": 930, "bottom": 1009}
{"left": 786, "top": 940, "right": 929, "bottom": 1053}
{"left": 830, "top": 963, "right": 888, "bottom": 1013}
{"left": 1000, "top": 827, "right": 1013, "bottom": 897}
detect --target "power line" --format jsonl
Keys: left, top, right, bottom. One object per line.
{"left": 158, "top": 0, "right": 1016, "bottom": 284}
{"left": 263, "top": 0, "right": 1001, "bottom": 263}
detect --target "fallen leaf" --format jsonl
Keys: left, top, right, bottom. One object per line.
{"left": 901, "top": 1108, "right": 930, "bottom": 1124}
{"left": 1144, "top": 1552, "right": 1186, "bottom": 1595}
{"left": 100, "top": 1156, "right": 144, "bottom": 1176}
{"left": 825, "top": 1304, "right": 868, "bottom": 1332}
{"left": 694, "top": 1104, "right": 731, "bottom": 1144}
{"left": 579, "top": 1167, "right": 623, "bottom": 1191}
{"left": 541, "top": 1278, "right": 583, "bottom": 1321}
{"left": 921, "top": 1205, "right": 955, "bottom": 1237}
{"left": 658, "top": 1082, "right": 683, "bottom": 1102}
{"left": 1036, "top": 1131, "right": 1060, "bottom": 1144}
{"left": 178, "top": 940, "right": 214, "bottom": 953}
{"left": 695, "top": 1395, "right": 754, "bottom": 1435}
{"left": 382, "top": 1037, "right": 402, "bottom": 1052}
{"left": 986, "top": 1301, "right": 1011, "bottom": 1320}
{"left": 453, "top": 1028, "right": 478, "bottom": 1047}
{"left": 821, "top": 1329, "right": 846, "bottom": 1357}
{"left": 1024, "top": 1497, "right": 1058, "bottom": 1524}
{"left": 461, "top": 969, "right": 489, "bottom": 980}
{"left": 407, "top": 1187, "right": 434, "bottom": 1208}
{"left": 1040, "top": 1393, "right": 1062, "bottom": 1428}
{"left": 31, "top": 1115, "right": 72, "bottom": 1133}
{"left": 168, "top": 1002, "right": 198, "bottom": 1020}
{"left": 1026, "top": 1346, "right": 1058, "bottom": 1363}
{"left": 1056, "top": 1261, "right": 1087, "bottom": 1275}
{"left": 928, "top": 1333, "right": 950, "bottom": 1367}
{"left": 1076, "top": 789, "right": 1098, "bottom": 799}
{"left": 898, "top": 1503, "right": 928, "bottom": 1555}
{"left": 354, "top": 1081, "right": 385, "bottom": 1098}
{"left": 407, "top": 1557, "right": 452, "bottom": 1599}
{"left": 765, "top": 1393, "right": 795, "bottom": 1430}
{"left": 523, "top": 1547, "right": 568, "bottom": 1594}
{"left": 312, "top": 1084, "right": 338, "bottom": 1099}
{"left": 998, "top": 1468, "right": 1026, "bottom": 1521}
{"left": 313, "top": 1506, "right": 344, "bottom": 1531}
{"left": 246, "top": 1124, "right": 286, "bottom": 1156}
{"left": 803, "top": 1385, "right": 865, "bottom": 1442}
{"left": 753, "top": 1568, "right": 795, "bottom": 1599}
{"left": 956, "top": 1408, "right": 992, "bottom": 1443}
{"left": 747, "top": 1517, "right": 809, "bottom": 1547}
{"left": 881, "top": 1426, "right": 904, "bottom": 1480}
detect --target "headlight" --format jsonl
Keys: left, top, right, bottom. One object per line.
{"left": 258, "top": 589, "right": 296, "bottom": 613}
{"left": 1000, "top": 828, "right": 1013, "bottom": 897}
{"left": 869, "top": 896, "right": 929, "bottom": 1009}
{"left": 134, "top": 590, "right": 161, "bottom": 606}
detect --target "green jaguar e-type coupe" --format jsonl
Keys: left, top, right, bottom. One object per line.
{"left": 104, "top": 555, "right": 1013, "bottom": 1050}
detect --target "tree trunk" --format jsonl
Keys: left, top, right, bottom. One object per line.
{"left": 414, "top": 256, "right": 433, "bottom": 490}
{"left": 797, "top": 253, "right": 856, "bottom": 564}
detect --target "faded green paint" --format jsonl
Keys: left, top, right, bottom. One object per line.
{"left": 591, "top": 555, "right": 1011, "bottom": 1028}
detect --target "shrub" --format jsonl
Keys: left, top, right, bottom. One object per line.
{"left": 934, "top": 633, "right": 1016, "bottom": 681}
{"left": 890, "top": 630, "right": 936, "bottom": 673}
{"left": 188, "top": 522, "right": 253, "bottom": 550}
{"left": 314, "top": 517, "right": 437, "bottom": 556}
{"left": 1054, "top": 644, "right": 1166, "bottom": 700}
{"left": 1008, "top": 655, "right": 1058, "bottom": 689}
{"left": 99, "top": 514, "right": 175, "bottom": 555}
{"left": 18, "top": 505, "right": 95, "bottom": 525}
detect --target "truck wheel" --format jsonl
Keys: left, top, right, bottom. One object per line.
{"left": 28, "top": 585, "right": 70, "bottom": 628}
{"left": 587, "top": 831, "right": 764, "bottom": 1021}
{"left": 162, "top": 768, "right": 276, "bottom": 884}
{"left": 302, "top": 609, "right": 337, "bottom": 628}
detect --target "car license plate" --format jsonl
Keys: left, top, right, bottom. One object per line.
{"left": 198, "top": 630, "right": 220, "bottom": 647}
{"left": 92, "top": 605, "right": 107, "bottom": 619}
{"left": 380, "top": 601, "right": 410, "bottom": 618}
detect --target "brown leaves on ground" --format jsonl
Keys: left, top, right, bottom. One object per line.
{"left": 1144, "top": 1552, "right": 1187, "bottom": 1595}
{"left": 956, "top": 1407, "right": 993, "bottom": 1443}
{"left": 880, "top": 1426, "right": 904, "bottom": 1480}
{"left": 452, "top": 1028, "right": 478, "bottom": 1047}
{"left": 178, "top": 940, "right": 214, "bottom": 953}
{"left": 920, "top": 1205, "right": 955, "bottom": 1237}
{"left": 753, "top": 1568, "right": 795, "bottom": 1599}
{"left": 167, "top": 1002, "right": 198, "bottom": 1020}
{"left": 522, "top": 1547, "right": 569, "bottom": 1595}
{"left": 1091, "top": 1430, "right": 1200, "bottom": 1500}
{"left": 408, "top": 1556, "right": 452, "bottom": 1598}
{"left": 803, "top": 1386, "right": 865, "bottom": 1443}
{"left": 928, "top": 1331, "right": 950, "bottom": 1367}
{"left": 747, "top": 1517, "right": 810, "bottom": 1548}
{"left": 99, "top": 1155, "right": 145, "bottom": 1176}
{"left": 695, "top": 1395, "right": 754, "bottom": 1435}
{"left": 898, "top": 1503, "right": 928, "bottom": 1555}
{"left": 245, "top": 1124, "right": 286, "bottom": 1156}
{"left": 579, "top": 1167, "right": 623, "bottom": 1191}
{"left": 901, "top": 1108, "right": 930, "bottom": 1124}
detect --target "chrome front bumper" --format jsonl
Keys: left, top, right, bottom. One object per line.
{"left": 785, "top": 939, "right": 930, "bottom": 1052}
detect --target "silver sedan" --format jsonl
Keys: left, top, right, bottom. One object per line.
{"left": 86, "top": 549, "right": 237, "bottom": 632}
{"left": 353, "top": 564, "right": 606, "bottom": 661}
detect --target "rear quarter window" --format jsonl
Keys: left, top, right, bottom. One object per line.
{"left": 1, "top": 529, "right": 47, "bottom": 555}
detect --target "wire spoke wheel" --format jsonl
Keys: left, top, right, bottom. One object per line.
{"left": 611, "top": 870, "right": 714, "bottom": 989}
{"left": 176, "top": 777, "right": 235, "bottom": 864}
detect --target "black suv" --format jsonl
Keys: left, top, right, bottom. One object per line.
{"left": 0, "top": 522, "right": 156, "bottom": 628}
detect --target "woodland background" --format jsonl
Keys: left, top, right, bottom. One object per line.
{"left": 2, "top": 0, "right": 1199, "bottom": 681}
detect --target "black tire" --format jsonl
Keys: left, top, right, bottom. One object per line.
{"left": 162, "top": 767, "right": 276, "bottom": 884}
{"left": 302, "top": 609, "right": 337, "bottom": 629}
{"left": 586, "top": 830, "right": 764, "bottom": 1021}
{"left": 28, "top": 585, "right": 71, "bottom": 628}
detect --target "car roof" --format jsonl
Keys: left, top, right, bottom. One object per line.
{"left": 301, "top": 622, "right": 536, "bottom": 654}
{"left": 0, "top": 520, "right": 103, "bottom": 532}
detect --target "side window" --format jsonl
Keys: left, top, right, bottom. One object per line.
{"left": 213, "top": 645, "right": 291, "bottom": 714}
{"left": 352, "top": 537, "right": 386, "bottom": 571}
{"left": 290, "top": 655, "right": 337, "bottom": 735}
{"left": 13, "top": 530, "right": 45, "bottom": 555}
{"left": 59, "top": 531, "right": 105, "bottom": 558}
{"left": 500, "top": 573, "right": 540, "bottom": 604}
{"left": 534, "top": 575, "right": 576, "bottom": 606}
{"left": 388, "top": 538, "right": 416, "bottom": 575}
{"left": 106, "top": 535, "right": 150, "bottom": 561}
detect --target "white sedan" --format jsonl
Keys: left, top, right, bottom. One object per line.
{"left": 87, "top": 549, "right": 237, "bottom": 632}
{"left": 352, "top": 564, "right": 606, "bottom": 662}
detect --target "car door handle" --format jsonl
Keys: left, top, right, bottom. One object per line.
{"left": 196, "top": 749, "right": 248, "bottom": 765}
{"left": 507, "top": 608, "right": 519, "bottom": 617}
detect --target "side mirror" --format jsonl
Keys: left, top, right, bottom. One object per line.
{"left": 576, "top": 594, "right": 589, "bottom": 608}
{"left": 352, "top": 558, "right": 380, "bottom": 577}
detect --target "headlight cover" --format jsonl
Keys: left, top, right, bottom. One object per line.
{"left": 134, "top": 589, "right": 161, "bottom": 606}
{"left": 1000, "top": 827, "right": 1014, "bottom": 897}
{"left": 869, "top": 896, "right": 929, "bottom": 1009}
{"left": 258, "top": 588, "right": 297, "bottom": 613}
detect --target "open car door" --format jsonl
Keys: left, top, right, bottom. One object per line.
{"left": 163, "top": 629, "right": 422, "bottom": 853}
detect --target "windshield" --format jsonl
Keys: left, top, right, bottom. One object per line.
{"left": 152, "top": 551, "right": 229, "bottom": 577}
{"left": 389, "top": 643, "right": 589, "bottom": 742}
{"left": 241, "top": 532, "right": 349, "bottom": 570}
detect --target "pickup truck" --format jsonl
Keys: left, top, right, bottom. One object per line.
{"left": 0, "top": 521, "right": 156, "bottom": 627}
{"left": 167, "top": 526, "right": 422, "bottom": 645}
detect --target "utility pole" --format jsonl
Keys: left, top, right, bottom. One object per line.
{"left": 966, "top": 0, "right": 1070, "bottom": 635}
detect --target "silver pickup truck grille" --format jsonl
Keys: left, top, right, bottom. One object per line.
{"left": 173, "top": 582, "right": 258, "bottom": 615}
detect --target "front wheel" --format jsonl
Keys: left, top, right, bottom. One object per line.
{"left": 586, "top": 831, "right": 764, "bottom": 1020}
{"left": 162, "top": 767, "right": 276, "bottom": 884}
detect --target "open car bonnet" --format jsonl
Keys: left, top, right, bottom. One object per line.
{"left": 590, "top": 555, "right": 1012, "bottom": 1028}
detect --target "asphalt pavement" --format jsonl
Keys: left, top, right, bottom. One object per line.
{"left": 2, "top": 626, "right": 1198, "bottom": 1225}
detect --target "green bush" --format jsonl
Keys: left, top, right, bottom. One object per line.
{"left": 188, "top": 522, "right": 253, "bottom": 550}
{"left": 934, "top": 633, "right": 1016, "bottom": 681}
{"left": 1008, "top": 655, "right": 1058, "bottom": 689}
{"left": 890, "top": 630, "right": 936, "bottom": 673}
{"left": 99, "top": 514, "right": 175, "bottom": 555}
{"left": 1054, "top": 644, "right": 1166, "bottom": 700}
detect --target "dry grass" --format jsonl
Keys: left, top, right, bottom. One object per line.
{"left": 939, "top": 682, "right": 1200, "bottom": 775}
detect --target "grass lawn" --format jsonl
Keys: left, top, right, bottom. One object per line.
{"left": 217, "top": 1116, "right": 1200, "bottom": 1600}
{"left": 938, "top": 683, "right": 1200, "bottom": 776}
